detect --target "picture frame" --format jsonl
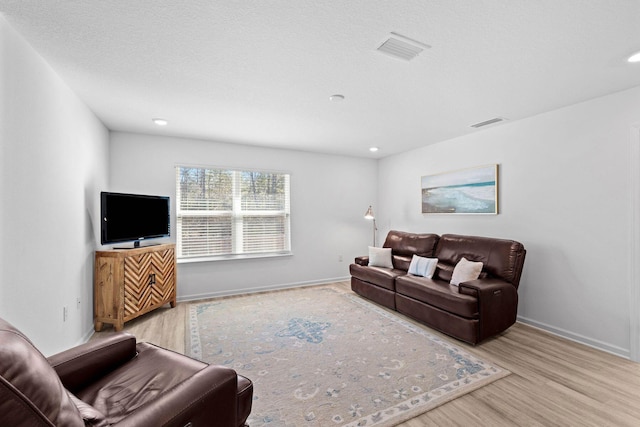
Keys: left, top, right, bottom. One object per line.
{"left": 421, "top": 164, "right": 498, "bottom": 214}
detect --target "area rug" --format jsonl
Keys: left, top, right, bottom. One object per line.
{"left": 186, "top": 285, "right": 509, "bottom": 426}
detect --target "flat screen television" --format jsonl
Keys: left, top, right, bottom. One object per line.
{"left": 101, "top": 192, "right": 170, "bottom": 247}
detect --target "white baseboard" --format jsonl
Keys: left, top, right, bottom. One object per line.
{"left": 79, "top": 326, "right": 96, "bottom": 345}
{"left": 517, "top": 316, "right": 630, "bottom": 360}
{"left": 177, "top": 276, "right": 351, "bottom": 303}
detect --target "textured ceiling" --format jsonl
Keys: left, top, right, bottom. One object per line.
{"left": 2, "top": 0, "right": 640, "bottom": 158}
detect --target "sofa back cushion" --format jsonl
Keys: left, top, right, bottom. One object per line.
{"left": 383, "top": 230, "right": 440, "bottom": 271}
{"left": 0, "top": 317, "right": 84, "bottom": 427}
{"left": 435, "top": 234, "right": 526, "bottom": 287}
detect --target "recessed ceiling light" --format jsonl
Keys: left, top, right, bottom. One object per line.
{"left": 369, "top": 147, "right": 379, "bottom": 152}
{"left": 152, "top": 118, "right": 168, "bottom": 126}
{"left": 329, "top": 94, "right": 345, "bottom": 102}
{"left": 628, "top": 51, "right": 640, "bottom": 63}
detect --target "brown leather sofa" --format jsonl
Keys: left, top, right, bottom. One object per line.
{"left": 0, "top": 317, "right": 253, "bottom": 426}
{"left": 350, "top": 230, "right": 526, "bottom": 345}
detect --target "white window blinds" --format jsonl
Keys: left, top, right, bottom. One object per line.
{"left": 176, "top": 166, "right": 291, "bottom": 259}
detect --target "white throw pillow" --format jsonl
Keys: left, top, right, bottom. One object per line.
{"left": 368, "top": 246, "right": 393, "bottom": 269}
{"left": 408, "top": 255, "right": 438, "bottom": 278}
{"left": 450, "top": 257, "right": 483, "bottom": 286}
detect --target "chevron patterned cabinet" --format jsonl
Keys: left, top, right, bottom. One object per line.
{"left": 94, "top": 244, "right": 176, "bottom": 331}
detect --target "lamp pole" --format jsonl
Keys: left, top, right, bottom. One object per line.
{"left": 364, "top": 205, "right": 377, "bottom": 247}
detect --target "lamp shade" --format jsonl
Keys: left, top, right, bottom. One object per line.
{"left": 364, "top": 206, "right": 375, "bottom": 219}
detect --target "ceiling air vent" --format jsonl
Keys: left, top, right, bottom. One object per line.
{"left": 470, "top": 117, "right": 508, "bottom": 128}
{"left": 376, "top": 32, "right": 431, "bottom": 61}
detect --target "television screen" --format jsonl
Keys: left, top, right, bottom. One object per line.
{"left": 101, "top": 192, "right": 170, "bottom": 246}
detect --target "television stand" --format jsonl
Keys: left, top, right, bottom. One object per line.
{"left": 94, "top": 243, "right": 176, "bottom": 331}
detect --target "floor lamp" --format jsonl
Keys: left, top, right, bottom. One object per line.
{"left": 364, "top": 205, "right": 377, "bottom": 247}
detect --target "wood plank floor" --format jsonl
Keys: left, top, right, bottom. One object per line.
{"left": 92, "top": 281, "right": 640, "bottom": 426}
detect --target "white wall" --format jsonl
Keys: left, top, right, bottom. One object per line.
{"left": 0, "top": 17, "right": 109, "bottom": 355}
{"left": 378, "top": 86, "right": 640, "bottom": 357}
{"left": 109, "top": 132, "right": 377, "bottom": 299}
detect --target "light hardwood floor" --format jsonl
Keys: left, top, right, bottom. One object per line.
{"left": 92, "top": 281, "right": 640, "bottom": 426}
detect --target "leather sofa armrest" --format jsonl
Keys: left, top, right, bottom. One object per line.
{"left": 458, "top": 277, "right": 512, "bottom": 295}
{"left": 355, "top": 256, "right": 369, "bottom": 266}
{"left": 48, "top": 333, "right": 137, "bottom": 393}
{"left": 113, "top": 365, "right": 239, "bottom": 427}
{"left": 458, "top": 278, "right": 518, "bottom": 342}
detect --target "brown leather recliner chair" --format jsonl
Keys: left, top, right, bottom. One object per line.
{"left": 0, "top": 317, "right": 253, "bottom": 426}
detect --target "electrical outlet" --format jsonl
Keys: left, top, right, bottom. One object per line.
{"left": 338, "top": 255, "right": 343, "bottom": 262}
{"left": 76, "top": 297, "right": 81, "bottom": 310}
{"left": 63, "top": 306, "right": 68, "bottom": 322}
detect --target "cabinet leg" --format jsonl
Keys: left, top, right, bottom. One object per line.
{"left": 94, "top": 321, "right": 103, "bottom": 332}
{"left": 114, "top": 322, "right": 124, "bottom": 332}
{"left": 170, "top": 299, "right": 176, "bottom": 308}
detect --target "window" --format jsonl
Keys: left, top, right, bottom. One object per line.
{"left": 176, "top": 166, "right": 291, "bottom": 260}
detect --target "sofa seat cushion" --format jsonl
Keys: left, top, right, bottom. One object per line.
{"left": 76, "top": 342, "right": 209, "bottom": 424}
{"left": 68, "top": 393, "right": 108, "bottom": 427}
{"left": 349, "top": 263, "right": 405, "bottom": 291}
{"left": 395, "top": 275, "right": 479, "bottom": 319}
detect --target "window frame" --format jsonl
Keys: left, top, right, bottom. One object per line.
{"left": 175, "top": 165, "right": 292, "bottom": 263}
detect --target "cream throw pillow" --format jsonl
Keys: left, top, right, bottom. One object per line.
{"left": 408, "top": 255, "right": 438, "bottom": 278}
{"left": 450, "top": 257, "right": 483, "bottom": 286}
{"left": 368, "top": 246, "right": 393, "bottom": 268}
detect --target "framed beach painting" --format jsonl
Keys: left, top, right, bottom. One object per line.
{"left": 421, "top": 164, "right": 498, "bottom": 214}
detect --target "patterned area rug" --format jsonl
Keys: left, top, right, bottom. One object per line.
{"left": 186, "top": 285, "right": 509, "bottom": 426}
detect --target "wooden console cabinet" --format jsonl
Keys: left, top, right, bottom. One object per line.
{"left": 94, "top": 243, "right": 176, "bottom": 331}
